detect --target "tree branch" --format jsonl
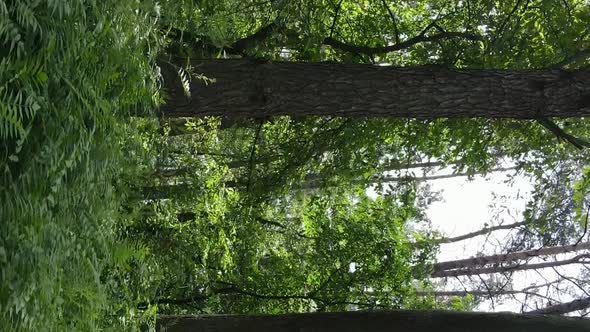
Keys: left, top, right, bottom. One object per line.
{"left": 432, "top": 254, "right": 590, "bottom": 278}
{"left": 246, "top": 121, "right": 264, "bottom": 191}
{"left": 329, "top": 0, "right": 345, "bottom": 38}
{"left": 255, "top": 216, "right": 316, "bottom": 239}
{"left": 416, "top": 289, "right": 559, "bottom": 303}
{"left": 381, "top": 0, "right": 400, "bottom": 44}
{"left": 433, "top": 242, "right": 590, "bottom": 272}
{"left": 231, "top": 23, "right": 278, "bottom": 54}
{"left": 434, "top": 221, "right": 528, "bottom": 244}
{"left": 536, "top": 117, "right": 590, "bottom": 150}
{"left": 323, "top": 29, "right": 482, "bottom": 56}
{"left": 491, "top": 0, "right": 524, "bottom": 45}
{"left": 527, "top": 296, "right": 590, "bottom": 315}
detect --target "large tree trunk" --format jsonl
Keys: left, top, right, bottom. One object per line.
{"left": 160, "top": 59, "right": 590, "bottom": 119}
{"left": 156, "top": 310, "right": 590, "bottom": 332}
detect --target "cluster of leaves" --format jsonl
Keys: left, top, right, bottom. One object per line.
{"left": 0, "top": 0, "right": 165, "bottom": 330}
{"left": 119, "top": 113, "right": 446, "bottom": 314}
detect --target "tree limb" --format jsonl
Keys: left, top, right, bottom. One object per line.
{"left": 536, "top": 117, "right": 590, "bottom": 150}
{"left": 434, "top": 221, "right": 528, "bottom": 244}
{"left": 527, "top": 296, "right": 590, "bottom": 315}
{"left": 381, "top": 0, "right": 400, "bottom": 44}
{"left": 329, "top": 0, "right": 345, "bottom": 38}
{"left": 231, "top": 22, "right": 278, "bottom": 54}
{"left": 433, "top": 242, "right": 590, "bottom": 272}
{"left": 323, "top": 30, "right": 482, "bottom": 56}
{"left": 432, "top": 254, "right": 590, "bottom": 278}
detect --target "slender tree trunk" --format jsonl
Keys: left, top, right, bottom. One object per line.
{"left": 378, "top": 167, "right": 516, "bottom": 183}
{"left": 299, "top": 167, "right": 515, "bottom": 190}
{"left": 155, "top": 310, "right": 590, "bottom": 332}
{"left": 145, "top": 166, "right": 509, "bottom": 197}
{"left": 528, "top": 297, "right": 590, "bottom": 315}
{"left": 418, "top": 290, "right": 536, "bottom": 297}
{"left": 432, "top": 254, "right": 590, "bottom": 278}
{"left": 415, "top": 289, "right": 561, "bottom": 304}
{"left": 433, "top": 242, "right": 590, "bottom": 272}
{"left": 434, "top": 221, "right": 528, "bottom": 244}
{"left": 160, "top": 59, "right": 590, "bottom": 119}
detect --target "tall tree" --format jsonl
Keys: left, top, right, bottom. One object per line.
{"left": 430, "top": 242, "right": 590, "bottom": 278}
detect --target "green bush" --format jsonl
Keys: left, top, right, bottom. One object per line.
{"left": 0, "top": 0, "right": 164, "bottom": 329}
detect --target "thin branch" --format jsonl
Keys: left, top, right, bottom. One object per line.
{"left": 381, "top": 0, "right": 400, "bottom": 44}
{"left": 214, "top": 281, "right": 314, "bottom": 301}
{"left": 576, "top": 205, "right": 590, "bottom": 246}
{"left": 435, "top": 221, "right": 528, "bottom": 244}
{"left": 527, "top": 296, "right": 590, "bottom": 315}
{"left": 477, "top": 274, "right": 494, "bottom": 302}
{"left": 246, "top": 121, "right": 264, "bottom": 191}
{"left": 492, "top": 0, "right": 523, "bottom": 45}
{"left": 301, "top": 167, "right": 516, "bottom": 190}
{"left": 433, "top": 242, "right": 590, "bottom": 272}
{"left": 381, "top": 166, "right": 516, "bottom": 183}
{"left": 551, "top": 267, "right": 590, "bottom": 298}
{"left": 323, "top": 29, "right": 481, "bottom": 56}
{"left": 256, "top": 216, "right": 316, "bottom": 240}
{"left": 417, "top": 290, "right": 559, "bottom": 303}
{"left": 329, "top": 0, "right": 345, "bottom": 38}
{"left": 536, "top": 117, "right": 590, "bottom": 150}
{"left": 432, "top": 254, "right": 590, "bottom": 278}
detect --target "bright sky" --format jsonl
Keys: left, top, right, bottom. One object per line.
{"left": 426, "top": 170, "right": 533, "bottom": 311}
{"left": 426, "top": 170, "right": 584, "bottom": 313}
{"left": 427, "top": 169, "right": 533, "bottom": 261}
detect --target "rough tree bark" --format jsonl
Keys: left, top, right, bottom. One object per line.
{"left": 156, "top": 310, "right": 590, "bottom": 332}
{"left": 160, "top": 59, "right": 590, "bottom": 119}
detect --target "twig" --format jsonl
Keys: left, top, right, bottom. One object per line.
{"left": 246, "top": 121, "right": 264, "bottom": 191}
{"left": 381, "top": 0, "right": 400, "bottom": 44}
{"left": 491, "top": 0, "right": 523, "bottom": 45}
{"left": 575, "top": 205, "right": 590, "bottom": 246}
{"left": 551, "top": 267, "right": 590, "bottom": 298}
{"left": 329, "top": 0, "right": 345, "bottom": 38}
{"left": 323, "top": 29, "right": 481, "bottom": 56}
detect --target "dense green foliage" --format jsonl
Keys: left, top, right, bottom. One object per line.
{"left": 0, "top": 0, "right": 162, "bottom": 329}
{"left": 2, "top": 0, "right": 590, "bottom": 330}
